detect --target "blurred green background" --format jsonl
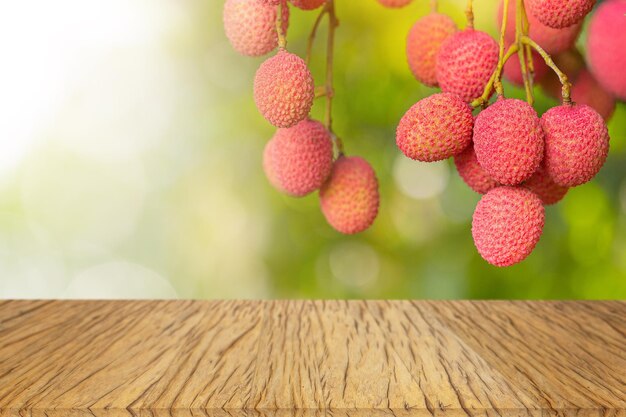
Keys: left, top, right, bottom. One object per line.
{"left": 0, "top": 0, "right": 624, "bottom": 299}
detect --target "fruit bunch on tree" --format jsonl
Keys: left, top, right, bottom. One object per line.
{"left": 223, "top": 0, "right": 625, "bottom": 265}
{"left": 397, "top": 0, "right": 623, "bottom": 266}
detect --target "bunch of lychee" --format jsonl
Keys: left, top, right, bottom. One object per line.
{"left": 223, "top": 0, "right": 380, "bottom": 234}
{"left": 397, "top": 0, "right": 614, "bottom": 266}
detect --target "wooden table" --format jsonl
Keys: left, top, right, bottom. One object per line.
{"left": 0, "top": 300, "right": 624, "bottom": 417}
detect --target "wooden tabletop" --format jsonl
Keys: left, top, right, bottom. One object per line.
{"left": 0, "top": 300, "right": 624, "bottom": 417}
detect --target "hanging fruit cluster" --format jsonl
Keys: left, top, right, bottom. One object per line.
{"left": 223, "top": 0, "right": 380, "bottom": 234}
{"left": 396, "top": 0, "right": 623, "bottom": 267}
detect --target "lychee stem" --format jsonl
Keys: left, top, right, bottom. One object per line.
{"left": 276, "top": 3, "right": 287, "bottom": 49}
{"left": 465, "top": 0, "right": 474, "bottom": 29}
{"left": 306, "top": 6, "right": 328, "bottom": 66}
{"left": 515, "top": 0, "right": 534, "bottom": 104}
{"left": 430, "top": 0, "right": 438, "bottom": 12}
{"left": 521, "top": 36, "right": 572, "bottom": 104}
{"left": 325, "top": 0, "right": 344, "bottom": 155}
{"left": 494, "top": 0, "right": 511, "bottom": 96}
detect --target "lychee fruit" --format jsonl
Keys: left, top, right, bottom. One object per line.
{"left": 454, "top": 144, "right": 499, "bottom": 194}
{"left": 263, "top": 138, "right": 284, "bottom": 192}
{"left": 571, "top": 70, "right": 616, "bottom": 121}
{"left": 436, "top": 29, "right": 499, "bottom": 102}
{"left": 472, "top": 186, "right": 545, "bottom": 267}
{"left": 319, "top": 156, "right": 379, "bottom": 234}
{"left": 260, "top": 0, "right": 282, "bottom": 4}
{"left": 254, "top": 50, "right": 315, "bottom": 128}
{"left": 223, "top": 0, "right": 289, "bottom": 57}
{"left": 396, "top": 93, "right": 473, "bottom": 162}
{"left": 503, "top": 49, "right": 549, "bottom": 86}
{"left": 290, "top": 0, "right": 326, "bottom": 10}
{"left": 541, "top": 104, "right": 609, "bottom": 187}
{"left": 377, "top": 0, "right": 413, "bottom": 7}
{"left": 406, "top": 13, "right": 457, "bottom": 87}
{"left": 473, "top": 98, "right": 544, "bottom": 185}
{"left": 587, "top": 0, "right": 626, "bottom": 101}
{"left": 265, "top": 119, "right": 333, "bottom": 196}
{"left": 526, "top": 0, "right": 595, "bottom": 29}
{"left": 522, "top": 165, "right": 568, "bottom": 205}
{"left": 498, "top": 0, "right": 581, "bottom": 55}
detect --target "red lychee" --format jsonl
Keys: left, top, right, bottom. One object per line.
{"left": 290, "top": 0, "right": 325, "bottom": 10}
{"left": 472, "top": 186, "right": 545, "bottom": 267}
{"left": 436, "top": 29, "right": 499, "bottom": 102}
{"left": 223, "top": 0, "right": 289, "bottom": 57}
{"left": 396, "top": 93, "right": 473, "bottom": 162}
{"left": 265, "top": 119, "right": 333, "bottom": 197}
{"left": 522, "top": 165, "right": 568, "bottom": 205}
{"left": 263, "top": 138, "right": 284, "bottom": 192}
{"left": 473, "top": 98, "right": 544, "bottom": 185}
{"left": 587, "top": 0, "right": 626, "bottom": 101}
{"left": 254, "top": 50, "right": 315, "bottom": 128}
{"left": 503, "top": 49, "right": 549, "bottom": 86}
{"left": 526, "top": 0, "right": 595, "bottom": 29}
{"left": 454, "top": 144, "right": 499, "bottom": 194}
{"left": 498, "top": 0, "right": 581, "bottom": 55}
{"left": 320, "top": 156, "right": 379, "bottom": 234}
{"left": 571, "top": 70, "right": 616, "bottom": 121}
{"left": 377, "top": 0, "right": 413, "bottom": 7}
{"left": 406, "top": 13, "right": 457, "bottom": 87}
{"left": 542, "top": 104, "right": 609, "bottom": 187}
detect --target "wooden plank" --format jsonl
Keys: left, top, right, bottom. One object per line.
{"left": 0, "top": 300, "right": 624, "bottom": 417}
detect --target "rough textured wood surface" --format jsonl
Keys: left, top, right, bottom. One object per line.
{"left": 0, "top": 300, "right": 624, "bottom": 417}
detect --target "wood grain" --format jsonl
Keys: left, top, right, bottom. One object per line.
{"left": 0, "top": 300, "right": 624, "bottom": 417}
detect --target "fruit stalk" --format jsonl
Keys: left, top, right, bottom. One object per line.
{"left": 515, "top": 0, "right": 534, "bottom": 104}
{"left": 325, "top": 0, "right": 344, "bottom": 154}
{"left": 306, "top": 5, "right": 328, "bottom": 66}
{"left": 521, "top": 36, "right": 571, "bottom": 103}
{"left": 465, "top": 0, "right": 474, "bottom": 29}
{"left": 276, "top": 2, "right": 287, "bottom": 49}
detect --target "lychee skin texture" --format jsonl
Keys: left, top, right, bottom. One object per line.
{"left": 499, "top": 1, "right": 581, "bottom": 55}
{"left": 378, "top": 0, "right": 413, "bottom": 7}
{"left": 254, "top": 50, "right": 315, "bottom": 128}
{"left": 396, "top": 93, "right": 473, "bottom": 162}
{"left": 320, "top": 156, "right": 379, "bottom": 235}
{"left": 266, "top": 119, "right": 333, "bottom": 197}
{"left": 454, "top": 144, "right": 499, "bottom": 194}
{"left": 436, "top": 30, "right": 499, "bottom": 102}
{"left": 542, "top": 104, "right": 609, "bottom": 187}
{"left": 522, "top": 165, "right": 568, "bottom": 205}
{"left": 260, "top": 0, "right": 282, "bottom": 4}
{"left": 406, "top": 13, "right": 457, "bottom": 87}
{"left": 290, "top": 0, "right": 325, "bottom": 10}
{"left": 472, "top": 186, "right": 545, "bottom": 267}
{"left": 263, "top": 139, "right": 284, "bottom": 192}
{"left": 587, "top": 0, "right": 626, "bottom": 101}
{"left": 223, "top": 0, "right": 289, "bottom": 57}
{"left": 526, "top": 0, "right": 595, "bottom": 29}
{"left": 571, "top": 70, "right": 616, "bottom": 121}
{"left": 473, "top": 99, "right": 544, "bottom": 186}
{"left": 503, "top": 49, "right": 548, "bottom": 86}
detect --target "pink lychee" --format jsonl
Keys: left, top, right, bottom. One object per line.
{"left": 571, "top": 70, "right": 616, "bottom": 121}
{"left": 265, "top": 119, "right": 333, "bottom": 196}
{"left": 473, "top": 98, "right": 544, "bottom": 185}
{"left": 254, "top": 50, "right": 315, "bottom": 128}
{"left": 526, "top": 0, "right": 595, "bottom": 29}
{"left": 542, "top": 104, "right": 609, "bottom": 187}
{"left": 396, "top": 93, "right": 474, "bottom": 162}
{"left": 587, "top": 0, "right": 626, "bottom": 101}
{"left": 472, "top": 186, "right": 545, "bottom": 267}
{"left": 223, "top": 0, "right": 289, "bottom": 57}
{"left": 436, "top": 29, "right": 499, "bottom": 102}
{"left": 498, "top": 0, "right": 581, "bottom": 55}
{"left": 406, "top": 13, "right": 457, "bottom": 87}
{"left": 522, "top": 165, "right": 568, "bottom": 205}
{"left": 319, "top": 156, "right": 379, "bottom": 234}
{"left": 454, "top": 144, "right": 499, "bottom": 194}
